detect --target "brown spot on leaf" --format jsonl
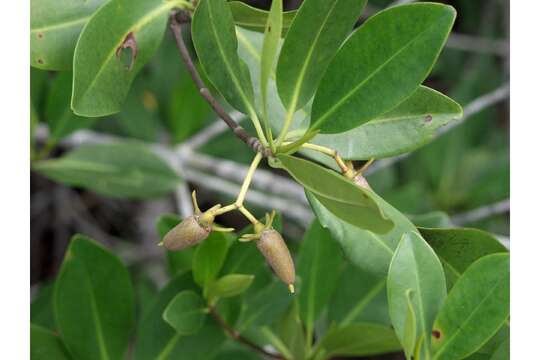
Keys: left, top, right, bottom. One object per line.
{"left": 37, "top": 32, "right": 44, "bottom": 39}
{"left": 37, "top": 58, "right": 43, "bottom": 64}
{"left": 432, "top": 330, "right": 441, "bottom": 339}
{"left": 116, "top": 32, "right": 138, "bottom": 71}
{"left": 424, "top": 115, "right": 433, "bottom": 123}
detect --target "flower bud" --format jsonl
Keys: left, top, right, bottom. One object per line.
{"left": 162, "top": 215, "right": 211, "bottom": 251}
{"left": 256, "top": 229, "right": 295, "bottom": 289}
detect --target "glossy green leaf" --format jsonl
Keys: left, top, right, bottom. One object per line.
{"left": 464, "top": 327, "right": 510, "bottom": 360}
{"left": 192, "top": 0, "right": 255, "bottom": 115}
{"left": 193, "top": 232, "right": 230, "bottom": 289}
{"left": 317, "top": 323, "right": 401, "bottom": 358}
{"left": 115, "top": 81, "right": 161, "bottom": 142}
{"left": 403, "top": 289, "right": 417, "bottom": 360}
{"left": 409, "top": 211, "right": 453, "bottom": 228}
{"left": 72, "top": 0, "right": 176, "bottom": 116}
{"left": 229, "top": 1, "right": 296, "bottom": 35}
{"left": 30, "top": 0, "right": 106, "bottom": 70}
{"left": 260, "top": 0, "right": 282, "bottom": 136}
{"left": 237, "top": 280, "right": 293, "bottom": 333}
{"left": 276, "top": 154, "right": 393, "bottom": 233}
{"left": 163, "top": 290, "right": 207, "bottom": 335}
{"left": 274, "top": 303, "right": 306, "bottom": 360}
{"left": 156, "top": 214, "right": 195, "bottom": 275}
{"left": 236, "top": 27, "right": 309, "bottom": 134}
{"left": 31, "top": 324, "right": 72, "bottom": 360}
{"left": 276, "top": 0, "right": 368, "bottom": 112}
{"left": 311, "top": 3, "right": 456, "bottom": 133}
{"left": 208, "top": 274, "right": 255, "bottom": 300}
{"left": 133, "top": 272, "right": 226, "bottom": 360}
{"left": 54, "top": 235, "right": 135, "bottom": 360}
{"left": 311, "top": 86, "right": 463, "bottom": 159}
{"left": 33, "top": 142, "right": 181, "bottom": 199}
{"left": 419, "top": 227, "right": 507, "bottom": 289}
{"left": 387, "top": 232, "right": 446, "bottom": 355}
{"left": 328, "top": 265, "right": 389, "bottom": 326}
{"left": 306, "top": 190, "right": 415, "bottom": 277}
{"left": 46, "top": 73, "right": 97, "bottom": 143}
{"left": 297, "top": 220, "right": 343, "bottom": 332}
{"left": 432, "top": 254, "right": 510, "bottom": 360}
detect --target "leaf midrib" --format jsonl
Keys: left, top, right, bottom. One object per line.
{"left": 79, "top": 258, "right": 110, "bottom": 360}
{"left": 282, "top": 0, "right": 339, "bottom": 113}
{"left": 207, "top": 2, "right": 254, "bottom": 114}
{"left": 155, "top": 332, "right": 182, "bottom": 360}
{"left": 31, "top": 16, "right": 90, "bottom": 33}
{"left": 340, "top": 278, "right": 386, "bottom": 326}
{"left": 433, "top": 276, "right": 507, "bottom": 359}
{"left": 313, "top": 14, "right": 447, "bottom": 128}
{"left": 236, "top": 29, "right": 310, "bottom": 121}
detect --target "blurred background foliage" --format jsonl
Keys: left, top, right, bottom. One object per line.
{"left": 31, "top": 0, "right": 509, "bottom": 338}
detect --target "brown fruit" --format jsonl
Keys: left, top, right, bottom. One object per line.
{"left": 256, "top": 229, "right": 295, "bottom": 287}
{"left": 162, "top": 215, "right": 210, "bottom": 251}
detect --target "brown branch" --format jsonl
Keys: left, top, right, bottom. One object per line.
{"left": 169, "top": 11, "right": 271, "bottom": 157}
{"left": 208, "top": 307, "right": 284, "bottom": 359}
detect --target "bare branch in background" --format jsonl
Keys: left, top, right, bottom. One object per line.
{"left": 451, "top": 199, "right": 510, "bottom": 226}
{"left": 389, "top": 0, "right": 416, "bottom": 7}
{"left": 447, "top": 33, "right": 509, "bottom": 57}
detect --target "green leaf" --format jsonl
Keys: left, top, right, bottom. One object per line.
{"left": 208, "top": 274, "right": 255, "bottom": 300}
{"left": 72, "top": 0, "right": 176, "bottom": 116}
{"left": 229, "top": 1, "right": 296, "bottom": 35}
{"left": 274, "top": 303, "right": 306, "bottom": 360}
{"left": 409, "top": 211, "right": 453, "bottom": 228}
{"left": 115, "top": 81, "right": 161, "bottom": 142}
{"left": 276, "top": 154, "right": 393, "bottom": 233}
{"left": 297, "top": 220, "right": 343, "bottom": 332}
{"left": 133, "top": 272, "right": 226, "bottom": 360}
{"left": 30, "top": 0, "right": 106, "bottom": 70}
{"left": 33, "top": 142, "right": 181, "bottom": 199}
{"left": 54, "top": 235, "right": 135, "bottom": 360}
{"left": 31, "top": 324, "right": 72, "bottom": 360}
{"left": 328, "top": 265, "right": 389, "bottom": 327}
{"left": 193, "top": 232, "right": 230, "bottom": 289}
{"left": 311, "top": 86, "right": 463, "bottom": 159}
{"left": 163, "top": 290, "right": 207, "bottom": 335}
{"left": 192, "top": 0, "right": 255, "bottom": 115}
{"left": 260, "top": 0, "right": 282, "bottom": 136}
{"left": 46, "top": 73, "right": 97, "bottom": 143}
{"left": 156, "top": 214, "right": 195, "bottom": 275}
{"left": 419, "top": 227, "right": 508, "bottom": 289}
{"left": 311, "top": 3, "right": 456, "bottom": 133}
{"left": 307, "top": 190, "right": 415, "bottom": 277}
{"left": 432, "top": 254, "right": 510, "bottom": 360}
{"left": 237, "top": 280, "right": 293, "bottom": 333}
{"left": 276, "top": 0, "right": 368, "bottom": 112}
{"left": 387, "top": 232, "right": 446, "bottom": 355}
{"left": 236, "top": 27, "right": 309, "bottom": 134}
{"left": 403, "top": 289, "right": 417, "bottom": 360}
{"left": 317, "top": 323, "right": 401, "bottom": 358}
